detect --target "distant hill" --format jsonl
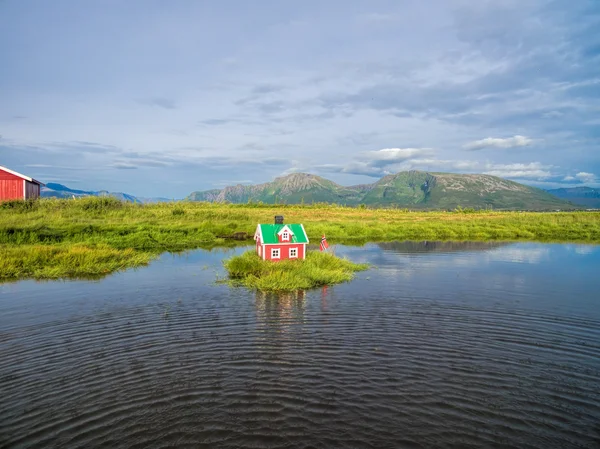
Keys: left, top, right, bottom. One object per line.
{"left": 546, "top": 187, "right": 600, "bottom": 209}
{"left": 187, "top": 171, "right": 577, "bottom": 210}
{"left": 41, "top": 183, "right": 173, "bottom": 204}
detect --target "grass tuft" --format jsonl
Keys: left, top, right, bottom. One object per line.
{"left": 224, "top": 250, "right": 369, "bottom": 292}
{"left": 0, "top": 244, "right": 153, "bottom": 281}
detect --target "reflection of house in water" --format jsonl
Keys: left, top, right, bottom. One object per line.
{"left": 254, "top": 290, "right": 307, "bottom": 333}
{"left": 377, "top": 240, "right": 510, "bottom": 255}
{"left": 253, "top": 291, "right": 308, "bottom": 369}
{"left": 254, "top": 287, "right": 333, "bottom": 331}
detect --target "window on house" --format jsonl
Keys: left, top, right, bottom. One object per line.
{"left": 258, "top": 245, "right": 262, "bottom": 256}
{"left": 282, "top": 232, "right": 289, "bottom": 240}
{"left": 289, "top": 248, "right": 297, "bottom": 258}
{"left": 271, "top": 248, "right": 280, "bottom": 259}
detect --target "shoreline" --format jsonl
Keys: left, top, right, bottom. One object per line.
{"left": 1, "top": 198, "right": 599, "bottom": 282}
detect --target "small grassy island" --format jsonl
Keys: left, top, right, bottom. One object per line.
{"left": 224, "top": 250, "right": 369, "bottom": 292}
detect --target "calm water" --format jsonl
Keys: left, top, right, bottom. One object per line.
{"left": 1, "top": 242, "right": 599, "bottom": 449}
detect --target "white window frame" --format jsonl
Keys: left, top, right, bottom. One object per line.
{"left": 258, "top": 245, "right": 262, "bottom": 257}
{"left": 271, "top": 248, "right": 280, "bottom": 259}
{"left": 282, "top": 231, "right": 289, "bottom": 241}
{"left": 289, "top": 248, "right": 298, "bottom": 258}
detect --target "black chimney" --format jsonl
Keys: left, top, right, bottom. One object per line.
{"left": 274, "top": 215, "right": 284, "bottom": 224}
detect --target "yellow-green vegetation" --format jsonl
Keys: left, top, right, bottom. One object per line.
{"left": 224, "top": 250, "right": 369, "bottom": 291}
{"left": 0, "top": 197, "right": 599, "bottom": 281}
{"left": 0, "top": 244, "right": 153, "bottom": 280}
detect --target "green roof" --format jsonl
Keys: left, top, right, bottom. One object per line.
{"left": 257, "top": 224, "right": 309, "bottom": 244}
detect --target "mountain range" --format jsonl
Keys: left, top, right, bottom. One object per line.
{"left": 41, "top": 183, "right": 171, "bottom": 204}
{"left": 41, "top": 172, "right": 597, "bottom": 210}
{"left": 187, "top": 171, "right": 578, "bottom": 211}
{"left": 545, "top": 187, "right": 600, "bottom": 209}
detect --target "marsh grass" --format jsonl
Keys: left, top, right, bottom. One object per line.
{"left": 0, "top": 197, "right": 598, "bottom": 281}
{"left": 0, "top": 244, "right": 153, "bottom": 281}
{"left": 224, "top": 250, "right": 369, "bottom": 291}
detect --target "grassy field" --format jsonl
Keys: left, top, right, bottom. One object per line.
{"left": 1, "top": 197, "right": 599, "bottom": 281}
{"left": 224, "top": 250, "right": 369, "bottom": 292}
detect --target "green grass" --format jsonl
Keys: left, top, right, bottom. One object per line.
{"left": 0, "top": 244, "right": 153, "bottom": 281}
{"left": 0, "top": 197, "right": 598, "bottom": 281}
{"left": 224, "top": 250, "right": 369, "bottom": 292}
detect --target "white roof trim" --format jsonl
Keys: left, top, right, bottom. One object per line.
{"left": 254, "top": 224, "right": 263, "bottom": 242}
{"left": 0, "top": 165, "right": 44, "bottom": 185}
{"left": 299, "top": 224, "right": 309, "bottom": 243}
{"left": 276, "top": 225, "right": 294, "bottom": 236}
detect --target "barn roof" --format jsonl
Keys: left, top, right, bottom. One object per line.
{"left": 0, "top": 165, "right": 44, "bottom": 185}
{"left": 255, "top": 223, "right": 309, "bottom": 244}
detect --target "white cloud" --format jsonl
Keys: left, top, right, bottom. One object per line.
{"left": 573, "top": 245, "right": 595, "bottom": 255}
{"left": 300, "top": 147, "right": 433, "bottom": 178}
{"left": 311, "top": 152, "right": 560, "bottom": 182}
{"left": 483, "top": 162, "right": 552, "bottom": 180}
{"left": 342, "top": 162, "right": 388, "bottom": 177}
{"left": 401, "top": 158, "right": 481, "bottom": 172}
{"left": 488, "top": 246, "right": 551, "bottom": 264}
{"left": 464, "top": 135, "right": 534, "bottom": 151}
{"left": 575, "top": 172, "right": 597, "bottom": 183}
{"left": 402, "top": 159, "right": 555, "bottom": 181}
{"left": 345, "top": 147, "right": 434, "bottom": 176}
{"left": 363, "top": 148, "right": 432, "bottom": 166}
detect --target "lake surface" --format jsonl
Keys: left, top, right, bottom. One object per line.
{"left": 1, "top": 242, "right": 599, "bottom": 448}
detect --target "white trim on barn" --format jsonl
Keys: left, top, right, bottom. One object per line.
{"left": 23, "top": 179, "right": 26, "bottom": 200}
{"left": 0, "top": 165, "right": 44, "bottom": 186}
{"left": 1, "top": 165, "right": 33, "bottom": 182}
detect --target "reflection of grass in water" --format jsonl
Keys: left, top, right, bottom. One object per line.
{"left": 1, "top": 197, "right": 598, "bottom": 281}
{"left": 224, "top": 250, "right": 369, "bottom": 292}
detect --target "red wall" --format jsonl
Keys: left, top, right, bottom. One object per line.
{"left": 262, "top": 244, "right": 305, "bottom": 261}
{"left": 0, "top": 169, "right": 25, "bottom": 200}
{"left": 0, "top": 170, "right": 42, "bottom": 200}
{"left": 0, "top": 170, "right": 22, "bottom": 181}
{"left": 0, "top": 180, "right": 24, "bottom": 200}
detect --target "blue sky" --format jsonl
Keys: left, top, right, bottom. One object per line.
{"left": 1, "top": 0, "right": 598, "bottom": 198}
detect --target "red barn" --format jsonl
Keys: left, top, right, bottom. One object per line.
{"left": 254, "top": 216, "right": 309, "bottom": 261}
{"left": 0, "top": 165, "right": 44, "bottom": 201}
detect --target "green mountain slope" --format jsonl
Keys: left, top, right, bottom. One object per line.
{"left": 188, "top": 173, "right": 363, "bottom": 204}
{"left": 186, "top": 171, "right": 578, "bottom": 210}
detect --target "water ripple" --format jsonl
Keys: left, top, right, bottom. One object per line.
{"left": 1, "top": 243, "right": 600, "bottom": 448}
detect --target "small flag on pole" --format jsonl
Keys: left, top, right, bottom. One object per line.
{"left": 320, "top": 234, "right": 329, "bottom": 251}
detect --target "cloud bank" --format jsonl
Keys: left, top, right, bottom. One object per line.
{"left": 0, "top": 0, "right": 598, "bottom": 196}
{"left": 464, "top": 136, "right": 534, "bottom": 151}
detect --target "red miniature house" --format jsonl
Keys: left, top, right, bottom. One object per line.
{"left": 254, "top": 216, "right": 309, "bottom": 261}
